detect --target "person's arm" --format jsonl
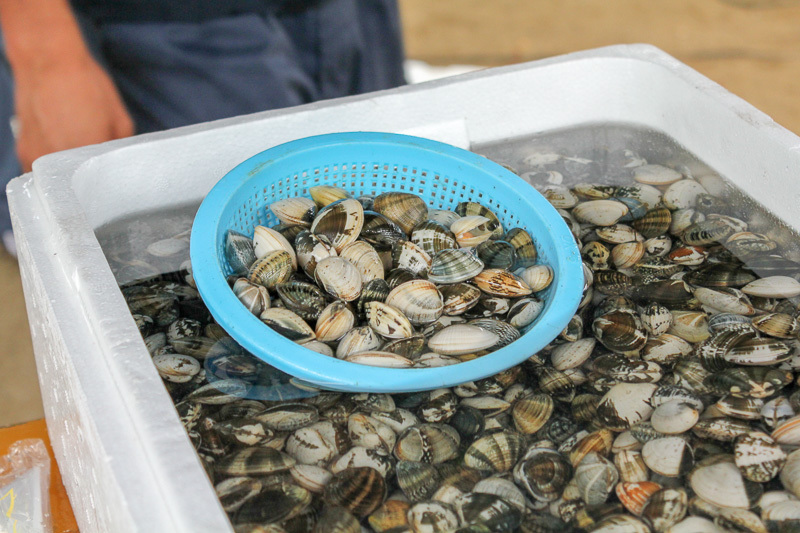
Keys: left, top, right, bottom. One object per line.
{"left": 0, "top": 0, "right": 133, "bottom": 171}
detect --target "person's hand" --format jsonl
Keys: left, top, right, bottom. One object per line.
{"left": 13, "top": 53, "right": 134, "bottom": 171}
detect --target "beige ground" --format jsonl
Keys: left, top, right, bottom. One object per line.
{"left": 3, "top": 0, "right": 800, "bottom": 427}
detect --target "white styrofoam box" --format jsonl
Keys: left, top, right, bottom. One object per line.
{"left": 8, "top": 44, "right": 800, "bottom": 532}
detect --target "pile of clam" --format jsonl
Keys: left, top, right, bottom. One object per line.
{"left": 223, "top": 187, "right": 551, "bottom": 368}
{"left": 120, "top": 143, "right": 800, "bottom": 533}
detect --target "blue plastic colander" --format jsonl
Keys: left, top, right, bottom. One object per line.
{"left": 190, "top": 132, "right": 582, "bottom": 393}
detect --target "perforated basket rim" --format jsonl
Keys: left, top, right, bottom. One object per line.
{"left": 190, "top": 132, "right": 583, "bottom": 392}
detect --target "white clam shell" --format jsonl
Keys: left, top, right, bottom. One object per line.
{"left": 314, "top": 257, "right": 362, "bottom": 301}
{"left": 520, "top": 265, "right": 554, "bottom": 292}
{"left": 611, "top": 241, "right": 645, "bottom": 270}
{"left": 572, "top": 200, "right": 629, "bottom": 226}
{"left": 689, "top": 457, "right": 758, "bottom": 509}
{"left": 301, "top": 340, "right": 334, "bottom": 357}
{"left": 413, "top": 353, "right": 461, "bottom": 368}
{"left": 427, "top": 324, "right": 499, "bottom": 356}
{"left": 335, "top": 326, "right": 382, "bottom": 359}
{"left": 596, "top": 383, "right": 658, "bottom": 431}
{"left": 253, "top": 225, "right": 297, "bottom": 268}
{"left": 633, "top": 164, "right": 683, "bottom": 185}
{"left": 314, "top": 301, "right": 355, "bottom": 343}
{"left": 344, "top": 350, "right": 414, "bottom": 368}
{"left": 742, "top": 276, "right": 800, "bottom": 298}
{"left": 339, "top": 240, "right": 384, "bottom": 283}
{"left": 550, "top": 338, "right": 596, "bottom": 371}
{"left": 450, "top": 215, "right": 494, "bottom": 247}
{"left": 152, "top": 354, "right": 200, "bottom": 383}
{"left": 385, "top": 280, "right": 444, "bottom": 326}
{"left": 663, "top": 179, "right": 708, "bottom": 210}
{"left": 365, "top": 302, "right": 414, "bottom": 339}
{"left": 665, "top": 517, "right": 723, "bottom": 533}
{"left": 650, "top": 400, "right": 699, "bottom": 434}
{"left": 642, "top": 437, "right": 693, "bottom": 477}
{"left": 596, "top": 224, "right": 641, "bottom": 244}
{"left": 667, "top": 310, "right": 710, "bottom": 343}
{"left": 290, "top": 464, "right": 332, "bottom": 493}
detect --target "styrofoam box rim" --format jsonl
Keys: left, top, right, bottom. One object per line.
{"left": 9, "top": 44, "right": 800, "bottom": 532}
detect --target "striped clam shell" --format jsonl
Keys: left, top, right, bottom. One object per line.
{"left": 428, "top": 248, "right": 484, "bottom": 284}
{"left": 248, "top": 250, "right": 293, "bottom": 289}
{"left": 752, "top": 312, "right": 800, "bottom": 338}
{"left": 259, "top": 308, "right": 316, "bottom": 343}
{"left": 314, "top": 257, "right": 362, "bottom": 302}
{"left": 385, "top": 280, "right": 443, "bottom": 325}
{"left": 640, "top": 488, "right": 688, "bottom": 532}
{"left": 335, "top": 326, "right": 382, "bottom": 358}
{"left": 632, "top": 207, "right": 672, "bottom": 238}
{"left": 574, "top": 452, "right": 618, "bottom": 505}
{"left": 216, "top": 447, "right": 295, "bottom": 476}
{"left": 512, "top": 393, "right": 554, "bottom": 434}
{"left": 504, "top": 227, "right": 537, "bottom": 268}
{"left": 310, "top": 198, "right": 365, "bottom": 253}
{"left": 410, "top": 220, "right": 457, "bottom": 256}
{"left": 427, "top": 324, "right": 499, "bottom": 356}
{"left": 225, "top": 229, "right": 256, "bottom": 276}
{"left": 275, "top": 281, "right": 327, "bottom": 321}
{"left": 338, "top": 240, "right": 384, "bottom": 283}
{"left": 611, "top": 241, "right": 645, "bottom": 270}
{"left": 323, "top": 467, "right": 386, "bottom": 518}
{"left": 360, "top": 211, "right": 406, "bottom": 249}
{"left": 294, "top": 230, "right": 337, "bottom": 278}
{"left": 724, "top": 337, "right": 793, "bottom": 366}
{"left": 520, "top": 265, "right": 554, "bottom": 293}
{"left": 396, "top": 460, "right": 441, "bottom": 502}
{"left": 507, "top": 297, "right": 544, "bottom": 329}
{"left": 368, "top": 499, "right": 411, "bottom": 533}
{"left": 233, "top": 484, "right": 311, "bottom": 525}
{"left": 513, "top": 448, "right": 572, "bottom": 502}
{"left": 473, "top": 269, "right": 533, "bottom": 297}
{"left": 232, "top": 278, "right": 271, "bottom": 316}
{"left": 455, "top": 201, "right": 504, "bottom": 238}
{"left": 315, "top": 300, "right": 355, "bottom": 342}
{"left": 550, "top": 338, "right": 596, "bottom": 371}
{"left": 372, "top": 192, "right": 428, "bottom": 235}
{"left": 476, "top": 240, "right": 517, "bottom": 270}
{"left": 393, "top": 423, "right": 460, "bottom": 464}
{"left": 616, "top": 481, "right": 662, "bottom": 516}
{"left": 439, "top": 283, "right": 481, "bottom": 316}
{"left": 364, "top": 301, "right": 414, "bottom": 339}
{"left": 592, "top": 309, "right": 648, "bottom": 353}
{"left": 309, "top": 184, "right": 350, "bottom": 208}
{"left": 391, "top": 240, "right": 432, "bottom": 276}
{"left": 464, "top": 431, "right": 526, "bottom": 472}
{"left": 253, "top": 225, "right": 298, "bottom": 268}
{"left": 270, "top": 196, "right": 317, "bottom": 227}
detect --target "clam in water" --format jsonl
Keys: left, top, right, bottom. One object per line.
{"left": 224, "top": 190, "right": 553, "bottom": 369}
{"left": 108, "top": 125, "right": 800, "bottom": 531}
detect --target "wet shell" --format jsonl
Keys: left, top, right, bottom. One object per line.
{"left": 339, "top": 240, "right": 384, "bottom": 283}
{"left": 742, "top": 276, "right": 800, "bottom": 298}
{"left": 410, "top": 220, "right": 458, "bottom": 256}
{"left": 594, "top": 270, "right": 633, "bottom": 296}
{"left": 314, "top": 300, "right": 355, "bottom": 342}
{"left": 512, "top": 394, "right": 554, "bottom": 434}
{"left": 668, "top": 245, "right": 708, "bottom": 267}
{"left": 693, "top": 287, "right": 754, "bottom": 315}
{"left": 575, "top": 452, "right": 618, "bottom": 505}
{"left": 476, "top": 240, "right": 516, "bottom": 270}
{"left": 391, "top": 240, "right": 432, "bottom": 276}
{"left": 358, "top": 278, "right": 391, "bottom": 316}
{"left": 315, "top": 257, "right": 362, "bottom": 301}
{"left": 734, "top": 432, "right": 786, "bottom": 483}
{"left": 232, "top": 278, "right": 271, "bottom": 316}
{"left": 233, "top": 484, "right": 312, "bottom": 525}
{"left": 508, "top": 297, "right": 544, "bottom": 329}
{"left": 633, "top": 208, "right": 672, "bottom": 239}
{"left": 335, "top": 326, "right": 382, "bottom": 358}
{"left": 344, "top": 351, "right": 414, "bottom": 368}
{"left": 520, "top": 265, "right": 554, "bottom": 293}
{"left": 752, "top": 312, "right": 800, "bottom": 339}
{"left": 724, "top": 337, "right": 793, "bottom": 366}
{"left": 612, "top": 241, "right": 645, "bottom": 270}
{"left": 596, "top": 383, "right": 657, "bottom": 431}
{"left": 407, "top": 501, "right": 459, "bottom": 533}
{"left": 373, "top": 192, "right": 428, "bottom": 235}
{"left": 455, "top": 201, "right": 503, "bottom": 238}
{"left": 640, "top": 303, "right": 673, "bottom": 337}
{"left": 464, "top": 431, "right": 526, "bottom": 472}
{"left": 583, "top": 241, "right": 611, "bottom": 270}
{"left": 451, "top": 215, "right": 495, "bottom": 247}
{"left": 505, "top": 227, "right": 538, "bottom": 268}
{"left": 615, "top": 450, "right": 650, "bottom": 483}
{"left": 368, "top": 500, "right": 411, "bottom": 533}
{"left": 781, "top": 450, "right": 800, "bottom": 499}
{"left": 650, "top": 400, "right": 699, "bottom": 435}
{"left": 772, "top": 415, "right": 800, "bottom": 445}
{"left": 152, "top": 354, "right": 201, "bottom": 383}
{"left": 259, "top": 308, "right": 316, "bottom": 343}
{"left": 315, "top": 505, "right": 360, "bottom": 533}
{"left": 365, "top": 301, "right": 414, "bottom": 339}
{"left": 592, "top": 310, "right": 648, "bottom": 353}
{"left": 311, "top": 198, "right": 365, "bottom": 253}
{"left": 689, "top": 455, "right": 762, "bottom": 509}
{"left": 396, "top": 460, "right": 441, "bottom": 502}
{"left": 642, "top": 437, "right": 694, "bottom": 477}
{"left": 633, "top": 164, "right": 682, "bottom": 185}
{"left": 270, "top": 197, "right": 317, "bottom": 227}
{"left": 394, "top": 423, "right": 460, "bottom": 464}
{"left": 616, "top": 481, "right": 662, "bottom": 516}
{"left": 324, "top": 467, "right": 387, "bottom": 518}
{"left": 275, "top": 281, "right": 327, "bottom": 321}
{"left": 439, "top": 283, "right": 481, "bottom": 316}
{"left": 216, "top": 447, "right": 296, "bottom": 476}
{"left": 428, "top": 249, "right": 485, "bottom": 284}
{"left": 248, "top": 250, "right": 293, "bottom": 289}
{"left": 294, "top": 230, "right": 337, "bottom": 278}
{"left": 215, "top": 477, "right": 263, "bottom": 513}
{"left": 361, "top": 211, "right": 407, "bottom": 249}
{"left": 286, "top": 421, "right": 341, "bottom": 465}
{"left": 682, "top": 219, "right": 734, "bottom": 246}
{"left": 667, "top": 310, "right": 710, "bottom": 343}
{"left": 225, "top": 230, "right": 256, "bottom": 276}
{"left": 641, "top": 488, "right": 688, "bottom": 532}
{"left": 551, "top": 338, "right": 596, "bottom": 371}
{"left": 456, "top": 492, "right": 523, "bottom": 531}
{"left": 663, "top": 179, "right": 708, "bottom": 210}
{"left": 473, "top": 269, "right": 533, "bottom": 298}
{"left": 643, "top": 334, "right": 692, "bottom": 369}
{"left": 427, "top": 324, "right": 499, "bottom": 356}
{"left": 573, "top": 200, "right": 629, "bottom": 226}
{"left": 666, "top": 517, "right": 723, "bottom": 533}
{"left": 685, "top": 263, "right": 756, "bottom": 288}
{"left": 309, "top": 184, "right": 350, "bottom": 208}
{"left": 385, "top": 280, "right": 443, "bottom": 326}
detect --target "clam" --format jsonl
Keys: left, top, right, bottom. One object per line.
{"left": 640, "top": 488, "right": 688, "bottom": 532}
{"left": 365, "top": 301, "right": 414, "bottom": 339}
{"left": 642, "top": 437, "right": 694, "bottom": 477}
{"left": 329, "top": 447, "right": 394, "bottom": 478}
{"left": 253, "top": 225, "right": 298, "bottom": 268}
{"left": 734, "top": 432, "right": 786, "bottom": 483}
{"left": 543, "top": 185, "right": 579, "bottom": 209}
{"left": 315, "top": 505, "right": 360, "bottom": 533}
{"left": 372, "top": 192, "right": 428, "bottom": 235}
{"left": 616, "top": 481, "right": 662, "bottom": 515}
{"left": 335, "top": 326, "right": 382, "bottom": 358}
{"left": 407, "top": 502, "right": 459, "bottom": 533}
{"left": 550, "top": 338, "right": 596, "bottom": 371}
{"left": 428, "top": 209, "right": 461, "bottom": 227}
{"left": 473, "top": 269, "right": 532, "bottom": 298}
{"left": 640, "top": 302, "right": 672, "bottom": 337}
{"left": 650, "top": 400, "right": 699, "bottom": 435}
{"left": 314, "top": 257, "right": 362, "bottom": 301}
{"left": 391, "top": 240, "right": 432, "bottom": 276}
{"left": 394, "top": 424, "right": 460, "bottom": 464}
{"left": 396, "top": 460, "right": 441, "bottom": 502}
{"left": 275, "top": 281, "right": 327, "bottom": 321}
{"left": 339, "top": 240, "right": 384, "bottom": 283}
{"left": 324, "top": 466, "right": 386, "bottom": 518}
{"left": 310, "top": 198, "right": 365, "bottom": 253}
{"left": 233, "top": 484, "right": 311, "bottom": 525}
{"left": 615, "top": 451, "right": 650, "bottom": 483}
{"left": 386, "top": 280, "right": 443, "bottom": 325}
{"left": 368, "top": 499, "right": 411, "bottom": 533}
{"left": 663, "top": 179, "right": 708, "bottom": 210}
{"left": 270, "top": 196, "right": 317, "bottom": 227}
{"left": 507, "top": 297, "right": 544, "bottom": 328}
{"left": 633, "top": 164, "right": 682, "bottom": 186}
{"left": 455, "top": 492, "right": 523, "bottom": 531}
{"left": 428, "top": 248, "right": 485, "bottom": 284}
{"left": 693, "top": 287, "right": 754, "bottom": 315}
{"left": 344, "top": 351, "right": 414, "bottom": 368}
{"left": 752, "top": 312, "right": 800, "bottom": 338}
{"left": 689, "top": 455, "right": 762, "bottom": 509}
{"left": 611, "top": 241, "right": 645, "bottom": 270}
{"left": 439, "top": 283, "right": 481, "bottom": 316}
{"left": 248, "top": 250, "right": 293, "bottom": 288}
{"left": 226, "top": 230, "right": 257, "bottom": 275}
{"left": 410, "top": 220, "right": 457, "bottom": 256}
{"left": 583, "top": 241, "right": 611, "bottom": 270}
{"left": 667, "top": 310, "right": 710, "bottom": 343}
{"left": 742, "top": 276, "right": 800, "bottom": 298}
{"left": 520, "top": 265, "right": 554, "bottom": 292}
{"left": 476, "top": 240, "right": 516, "bottom": 270}
{"left": 427, "top": 324, "right": 499, "bottom": 356}
{"left": 596, "top": 383, "right": 657, "bottom": 431}
{"left": 633, "top": 208, "right": 672, "bottom": 238}
{"left": 232, "top": 278, "right": 271, "bottom": 316}
{"left": 512, "top": 394, "right": 554, "bottom": 434}
{"left": 682, "top": 219, "right": 734, "bottom": 246}
{"left": 357, "top": 278, "right": 391, "bottom": 316}
{"left": 216, "top": 447, "right": 296, "bottom": 476}
{"left": 455, "top": 201, "right": 503, "bottom": 238}
{"left": 592, "top": 310, "right": 648, "bottom": 353}
{"left": 641, "top": 334, "right": 693, "bottom": 365}
{"left": 574, "top": 452, "right": 618, "bottom": 505}
{"left": 294, "top": 230, "right": 337, "bottom": 278}
{"left": 451, "top": 215, "right": 495, "bottom": 247}
{"left": 152, "top": 354, "right": 201, "bottom": 383}
{"left": 724, "top": 337, "right": 793, "bottom": 366}
{"left": 215, "top": 477, "right": 263, "bottom": 513}
{"left": 286, "top": 422, "right": 341, "bottom": 465}
{"left": 259, "top": 308, "right": 315, "bottom": 343}
{"left": 360, "top": 211, "right": 406, "bottom": 249}
{"left": 463, "top": 431, "right": 526, "bottom": 472}
{"left": 668, "top": 245, "right": 709, "bottom": 266}
{"left": 309, "top": 185, "right": 350, "bottom": 208}
{"left": 505, "top": 227, "right": 538, "bottom": 268}
{"left": 315, "top": 300, "right": 355, "bottom": 342}
{"left": 572, "top": 199, "right": 629, "bottom": 226}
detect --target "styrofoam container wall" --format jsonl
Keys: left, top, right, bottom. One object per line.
{"left": 9, "top": 45, "right": 800, "bottom": 532}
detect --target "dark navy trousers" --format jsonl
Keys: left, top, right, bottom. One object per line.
{"left": 0, "top": 0, "right": 405, "bottom": 234}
